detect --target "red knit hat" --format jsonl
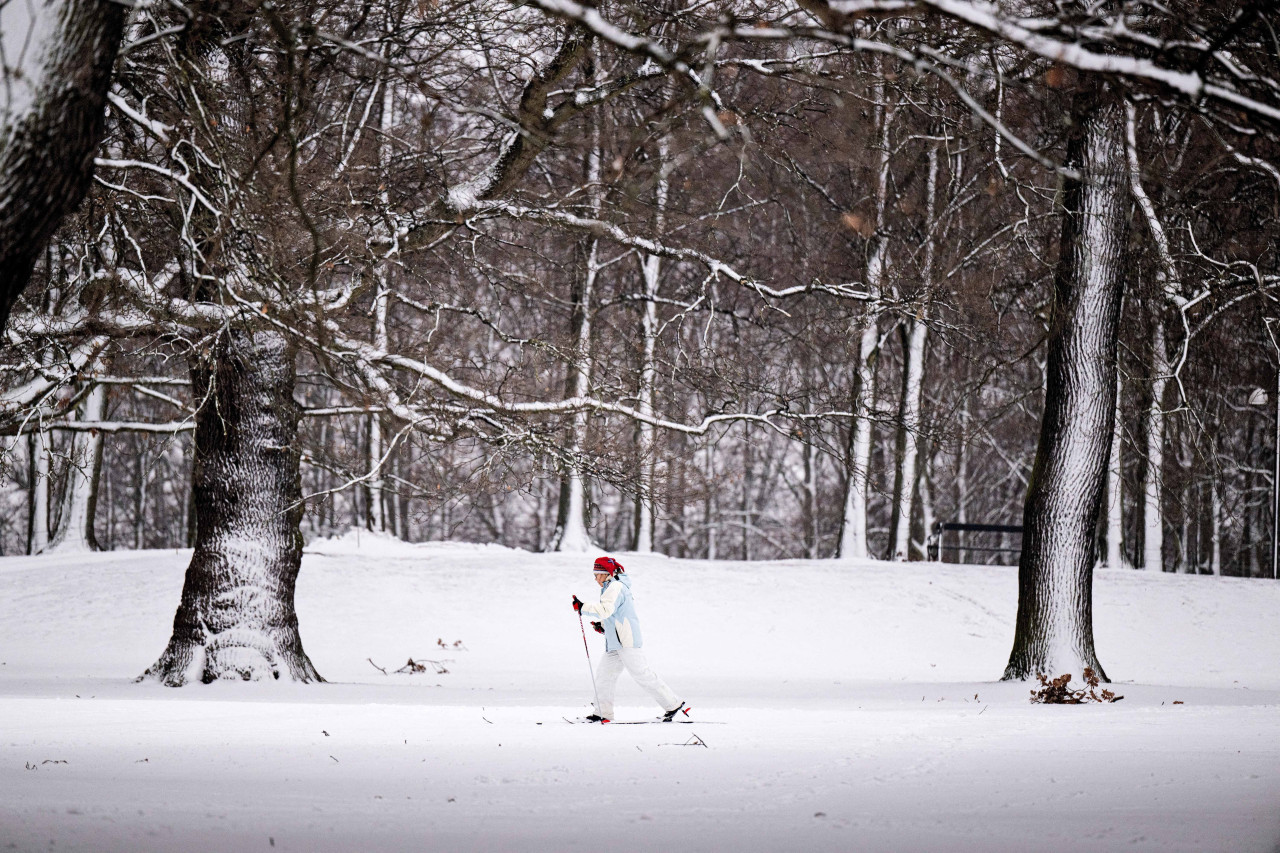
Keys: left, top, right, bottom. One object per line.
{"left": 593, "top": 556, "right": 624, "bottom": 576}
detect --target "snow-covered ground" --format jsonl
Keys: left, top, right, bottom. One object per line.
{"left": 2, "top": 535, "right": 1278, "bottom": 852}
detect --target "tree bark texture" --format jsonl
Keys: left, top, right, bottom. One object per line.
{"left": 142, "top": 329, "right": 321, "bottom": 685}
{"left": 1003, "top": 94, "right": 1129, "bottom": 682}
{"left": 0, "top": 0, "right": 124, "bottom": 328}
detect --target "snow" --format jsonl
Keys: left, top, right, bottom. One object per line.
{"left": 2, "top": 539, "right": 1279, "bottom": 852}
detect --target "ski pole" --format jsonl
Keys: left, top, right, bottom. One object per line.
{"left": 577, "top": 610, "right": 601, "bottom": 715}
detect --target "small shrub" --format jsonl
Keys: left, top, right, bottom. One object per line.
{"left": 1030, "top": 667, "right": 1123, "bottom": 704}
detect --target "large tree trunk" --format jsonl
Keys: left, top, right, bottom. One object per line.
{"left": 142, "top": 329, "right": 321, "bottom": 686}
{"left": 0, "top": 0, "right": 123, "bottom": 327}
{"left": 1003, "top": 92, "right": 1128, "bottom": 682}
{"left": 46, "top": 382, "right": 105, "bottom": 552}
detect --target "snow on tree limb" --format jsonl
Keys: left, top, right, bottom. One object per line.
{"left": 0, "top": 336, "right": 110, "bottom": 412}
{"left": 526, "top": 0, "right": 1280, "bottom": 144}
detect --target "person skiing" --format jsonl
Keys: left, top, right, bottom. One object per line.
{"left": 571, "top": 556, "right": 690, "bottom": 724}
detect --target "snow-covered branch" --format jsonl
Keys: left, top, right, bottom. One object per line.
{"left": 0, "top": 337, "right": 110, "bottom": 413}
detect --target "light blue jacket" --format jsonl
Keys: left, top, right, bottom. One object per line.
{"left": 581, "top": 573, "right": 643, "bottom": 652}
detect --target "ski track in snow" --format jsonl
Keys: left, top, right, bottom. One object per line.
{"left": 1, "top": 536, "right": 1278, "bottom": 852}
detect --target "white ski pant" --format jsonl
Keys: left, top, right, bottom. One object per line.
{"left": 594, "top": 647, "right": 680, "bottom": 719}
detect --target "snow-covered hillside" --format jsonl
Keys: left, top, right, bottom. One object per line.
{"left": 2, "top": 538, "right": 1278, "bottom": 852}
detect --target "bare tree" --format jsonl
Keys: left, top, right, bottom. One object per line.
{"left": 5, "top": 0, "right": 1280, "bottom": 700}
{"left": 1003, "top": 87, "right": 1129, "bottom": 681}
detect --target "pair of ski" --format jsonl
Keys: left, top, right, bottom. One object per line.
{"left": 560, "top": 716, "right": 723, "bottom": 725}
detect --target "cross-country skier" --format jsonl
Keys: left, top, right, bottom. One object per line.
{"left": 572, "top": 556, "right": 690, "bottom": 724}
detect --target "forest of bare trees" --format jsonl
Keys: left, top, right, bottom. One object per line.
{"left": 3, "top": 0, "right": 1278, "bottom": 682}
